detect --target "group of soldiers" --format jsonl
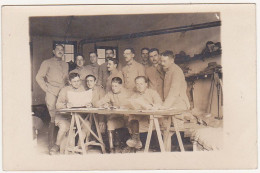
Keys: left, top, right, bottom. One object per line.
{"left": 36, "top": 44, "right": 190, "bottom": 154}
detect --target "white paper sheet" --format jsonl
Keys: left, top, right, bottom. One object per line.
{"left": 67, "top": 89, "right": 92, "bottom": 107}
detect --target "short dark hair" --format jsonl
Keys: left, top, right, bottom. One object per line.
{"left": 111, "top": 77, "right": 123, "bottom": 84}
{"left": 85, "top": 74, "right": 96, "bottom": 81}
{"left": 149, "top": 48, "right": 159, "bottom": 55}
{"left": 135, "top": 76, "right": 148, "bottom": 83}
{"left": 69, "top": 73, "right": 80, "bottom": 81}
{"left": 161, "top": 50, "right": 175, "bottom": 59}
{"left": 141, "top": 48, "right": 149, "bottom": 52}
{"left": 53, "top": 43, "right": 64, "bottom": 50}
{"left": 124, "top": 48, "right": 135, "bottom": 54}
{"left": 107, "top": 57, "right": 119, "bottom": 65}
{"left": 75, "top": 54, "right": 85, "bottom": 60}
{"left": 105, "top": 48, "right": 114, "bottom": 54}
{"left": 89, "top": 51, "right": 98, "bottom": 56}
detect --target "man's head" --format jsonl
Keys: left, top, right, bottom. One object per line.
{"left": 85, "top": 74, "right": 97, "bottom": 89}
{"left": 111, "top": 77, "right": 123, "bottom": 94}
{"left": 141, "top": 48, "right": 149, "bottom": 62}
{"left": 149, "top": 48, "right": 160, "bottom": 65}
{"left": 53, "top": 44, "right": 65, "bottom": 59}
{"left": 107, "top": 57, "right": 118, "bottom": 72}
{"left": 89, "top": 52, "right": 98, "bottom": 64}
{"left": 75, "top": 55, "right": 85, "bottom": 68}
{"left": 69, "top": 73, "right": 81, "bottom": 89}
{"left": 123, "top": 48, "right": 135, "bottom": 63}
{"left": 105, "top": 48, "right": 114, "bottom": 59}
{"left": 160, "top": 50, "right": 175, "bottom": 71}
{"left": 135, "top": 76, "right": 148, "bottom": 93}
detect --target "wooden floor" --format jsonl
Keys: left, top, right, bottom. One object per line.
{"left": 35, "top": 125, "right": 193, "bottom": 155}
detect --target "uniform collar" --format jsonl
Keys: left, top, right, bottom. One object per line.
{"left": 127, "top": 60, "right": 136, "bottom": 66}
{"left": 138, "top": 88, "right": 148, "bottom": 95}
{"left": 110, "top": 68, "right": 119, "bottom": 75}
{"left": 90, "top": 63, "right": 98, "bottom": 67}
{"left": 70, "top": 85, "right": 84, "bottom": 91}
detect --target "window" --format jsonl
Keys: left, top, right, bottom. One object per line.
{"left": 53, "top": 41, "right": 77, "bottom": 62}
{"left": 95, "top": 46, "right": 118, "bottom": 65}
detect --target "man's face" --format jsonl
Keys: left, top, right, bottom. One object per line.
{"left": 149, "top": 51, "right": 160, "bottom": 65}
{"left": 69, "top": 76, "right": 81, "bottom": 89}
{"left": 89, "top": 53, "right": 97, "bottom": 64}
{"left": 107, "top": 60, "right": 117, "bottom": 72}
{"left": 53, "top": 45, "right": 64, "bottom": 59}
{"left": 141, "top": 49, "right": 149, "bottom": 61}
{"left": 123, "top": 49, "right": 134, "bottom": 62}
{"left": 161, "top": 56, "right": 173, "bottom": 71}
{"left": 86, "top": 77, "right": 96, "bottom": 89}
{"left": 76, "top": 56, "right": 85, "bottom": 67}
{"left": 111, "top": 82, "right": 122, "bottom": 94}
{"left": 135, "top": 78, "right": 147, "bottom": 93}
{"left": 105, "top": 50, "right": 114, "bottom": 59}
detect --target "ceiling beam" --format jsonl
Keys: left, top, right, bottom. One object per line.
{"left": 79, "top": 21, "right": 221, "bottom": 46}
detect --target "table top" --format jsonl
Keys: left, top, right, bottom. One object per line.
{"left": 56, "top": 107, "right": 188, "bottom": 116}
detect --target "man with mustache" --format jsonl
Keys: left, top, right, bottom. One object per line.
{"left": 160, "top": 50, "right": 190, "bottom": 110}
{"left": 36, "top": 44, "right": 69, "bottom": 152}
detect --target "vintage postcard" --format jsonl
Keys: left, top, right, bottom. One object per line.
{"left": 2, "top": 3, "right": 257, "bottom": 171}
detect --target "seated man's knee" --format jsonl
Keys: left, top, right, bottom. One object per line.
{"left": 129, "top": 120, "right": 139, "bottom": 133}
{"left": 58, "top": 120, "right": 70, "bottom": 133}
{"left": 107, "top": 118, "right": 125, "bottom": 131}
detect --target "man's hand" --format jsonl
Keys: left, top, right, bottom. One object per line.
{"left": 66, "top": 102, "right": 73, "bottom": 108}
{"left": 99, "top": 122, "right": 106, "bottom": 133}
{"left": 85, "top": 103, "right": 93, "bottom": 108}
{"left": 102, "top": 103, "right": 110, "bottom": 109}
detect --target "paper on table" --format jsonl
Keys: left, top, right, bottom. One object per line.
{"left": 67, "top": 89, "right": 92, "bottom": 107}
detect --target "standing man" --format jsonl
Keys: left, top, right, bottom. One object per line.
{"left": 105, "top": 57, "right": 124, "bottom": 93}
{"left": 86, "top": 52, "right": 100, "bottom": 79}
{"left": 98, "top": 48, "right": 115, "bottom": 88}
{"left": 122, "top": 48, "right": 145, "bottom": 90}
{"left": 70, "top": 55, "right": 92, "bottom": 85}
{"left": 36, "top": 44, "right": 69, "bottom": 150}
{"left": 145, "top": 48, "right": 164, "bottom": 100}
{"left": 160, "top": 50, "right": 190, "bottom": 110}
{"left": 140, "top": 48, "right": 151, "bottom": 68}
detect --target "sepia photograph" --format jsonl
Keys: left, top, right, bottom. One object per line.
{"left": 2, "top": 3, "right": 257, "bottom": 171}
{"left": 30, "top": 13, "right": 222, "bottom": 155}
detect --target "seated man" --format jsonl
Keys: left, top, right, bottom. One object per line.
{"left": 126, "top": 76, "right": 162, "bottom": 150}
{"left": 96, "top": 77, "right": 131, "bottom": 152}
{"left": 50, "top": 73, "right": 90, "bottom": 154}
{"left": 84, "top": 74, "right": 106, "bottom": 133}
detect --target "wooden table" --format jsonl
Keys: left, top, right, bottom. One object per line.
{"left": 57, "top": 108, "right": 187, "bottom": 154}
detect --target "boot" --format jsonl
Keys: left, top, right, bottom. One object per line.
{"left": 126, "top": 133, "right": 142, "bottom": 149}
{"left": 48, "top": 122, "right": 55, "bottom": 150}
{"left": 113, "top": 130, "right": 122, "bottom": 153}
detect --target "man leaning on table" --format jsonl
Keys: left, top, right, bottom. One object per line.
{"left": 84, "top": 74, "right": 106, "bottom": 132}
{"left": 126, "top": 76, "right": 163, "bottom": 150}
{"left": 96, "top": 77, "right": 131, "bottom": 153}
{"left": 160, "top": 50, "right": 190, "bottom": 110}
{"left": 51, "top": 73, "right": 91, "bottom": 155}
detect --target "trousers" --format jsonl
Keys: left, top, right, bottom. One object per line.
{"left": 45, "top": 92, "right": 58, "bottom": 123}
